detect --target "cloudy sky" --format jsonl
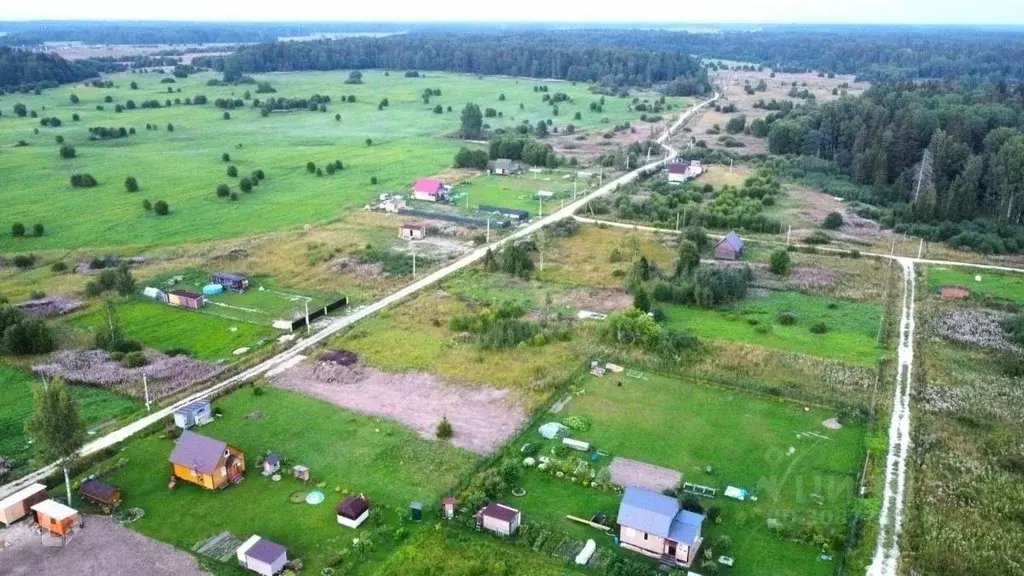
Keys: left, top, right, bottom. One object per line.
{"left": 0, "top": 0, "right": 1020, "bottom": 25}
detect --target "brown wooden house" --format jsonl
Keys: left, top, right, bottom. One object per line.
{"left": 31, "top": 499, "right": 80, "bottom": 537}
{"left": 167, "top": 289, "right": 205, "bottom": 310}
{"left": 169, "top": 430, "right": 245, "bottom": 490}
{"left": 80, "top": 478, "right": 121, "bottom": 510}
{"left": 713, "top": 231, "right": 744, "bottom": 261}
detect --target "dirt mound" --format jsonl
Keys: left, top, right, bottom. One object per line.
{"left": 319, "top": 349, "right": 358, "bottom": 367}
{"left": 33, "top": 349, "right": 226, "bottom": 399}
{"left": 271, "top": 363, "right": 527, "bottom": 455}
{"left": 331, "top": 258, "right": 384, "bottom": 278}
{"left": 16, "top": 296, "right": 85, "bottom": 317}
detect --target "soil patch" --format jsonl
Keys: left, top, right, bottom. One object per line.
{"left": 552, "top": 288, "right": 633, "bottom": 313}
{"left": 0, "top": 514, "right": 208, "bottom": 576}
{"left": 331, "top": 258, "right": 384, "bottom": 278}
{"left": 271, "top": 363, "right": 528, "bottom": 455}
{"left": 15, "top": 296, "right": 85, "bottom": 318}
{"left": 931, "top": 308, "right": 1020, "bottom": 353}
{"left": 33, "top": 349, "right": 226, "bottom": 399}
{"left": 609, "top": 457, "right": 682, "bottom": 492}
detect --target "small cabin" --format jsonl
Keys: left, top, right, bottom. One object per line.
{"left": 442, "top": 496, "right": 457, "bottom": 520}
{"left": 714, "top": 231, "right": 744, "bottom": 261}
{"left": 173, "top": 400, "right": 213, "bottom": 430}
{"left": 412, "top": 178, "right": 450, "bottom": 202}
{"left": 212, "top": 272, "right": 249, "bottom": 293}
{"left": 492, "top": 159, "right": 523, "bottom": 176}
{"left": 169, "top": 430, "right": 245, "bottom": 490}
{"left": 400, "top": 223, "right": 427, "bottom": 240}
{"left": 476, "top": 502, "right": 521, "bottom": 536}
{"left": 0, "top": 482, "right": 48, "bottom": 526}
{"left": 337, "top": 496, "right": 370, "bottom": 528}
{"left": 31, "top": 499, "right": 80, "bottom": 537}
{"left": 80, "top": 478, "right": 121, "bottom": 509}
{"left": 167, "top": 289, "right": 205, "bottom": 310}
{"left": 236, "top": 535, "right": 288, "bottom": 576}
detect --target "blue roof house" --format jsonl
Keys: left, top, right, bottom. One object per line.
{"left": 616, "top": 486, "right": 705, "bottom": 568}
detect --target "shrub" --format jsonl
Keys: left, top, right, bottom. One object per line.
{"left": 809, "top": 322, "right": 828, "bottom": 334}
{"left": 370, "top": 176, "right": 378, "bottom": 185}
{"left": 227, "top": 165, "right": 238, "bottom": 177}
{"left": 122, "top": 351, "right": 148, "bottom": 368}
{"left": 252, "top": 169, "right": 266, "bottom": 180}
{"left": 230, "top": 192, "right": 239, "bottom": 201}
{"left": 59, "top": 144, "right": 76, "bottom": 159}
{"left": 32, "top": 223, "right": 44, "bottom": 237}
{"left": 222, "top": 152, "right": 230, "bottom": 162}
{"left": 804, "top": 230, "right": 830, "bottom": 245}
{"left": 70, "top": 173, "right": 98, "bottom": 188}
{"left": 306, "top": 161, "right": 316, "bottom": 173}
{"left": 823, "top": 211, "right": 844, "bottom": 230}
{"left": 12, "top": 254, "right": 36, "bottom": 269}
{"left": 142, "top": 199, "right": 152, "bottom": 211}
{"left": 769, "top": 248, "right": 791, "bottom": 276}
{"left": 10, "top": 223, "right": 25, "bottom": 237}
{"left": 51, "top": 261, "right": 68, "bottom": 273}
{"left": 216, "top": 183, "right": 230, "bottom": 198}
{"left": 239, "top": 178, "right": 253, "bottom": 193}
{"left": 436, "top": 416, "right": 454, "bottom": 439}
{"left": 124, "top": 176, "right": 139, "bottom": 192}
{"left": 777, "top": 311, "right": 797, "bottom": 325}
{"left": 153, "top": 200, "right": 169, "bottom": 215}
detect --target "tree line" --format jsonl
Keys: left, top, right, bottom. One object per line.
{"left": 0, "top": 47, "right": 117, "bottom": 90}
{"left": 198, "top": 33, "right": 710, "bottom": 91}
{"left": 762, "top": 81, "right": 1024, "bottom": 253}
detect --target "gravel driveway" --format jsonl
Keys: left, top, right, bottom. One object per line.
{"left": 0, "top": 514, "right": 208, "bottom": 576}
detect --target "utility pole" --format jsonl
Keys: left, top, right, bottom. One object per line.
{"left": 143, "top": 373, "right": 151, "bottom": 413}
{"left": 573, "top": 179, "right": 577, "bottom": 200}
{"left": 538, "top": 198, "right": 543, "bottom": 219}
{"left": 675, "top": 212, "right": 680, "bottom": 231}
{"left": 917, "top": 238, "right": 924, "bottom": 259}
{"left": 729, "top": 158, "right": 734, "bottom": 173}
{"left": 304, "top": 301, "right": 310, "bottom": 334}
{"left": 412, "top": 249, "right": 417, "bottom": 278}
{"left": 786, "top": 225, "right": 792, "bottom": 246}
{"left": 486, "top": 217, "right": 491, "bottom": 244}
{"left": 888, "top": 237, "right": 896, "bottom": 269}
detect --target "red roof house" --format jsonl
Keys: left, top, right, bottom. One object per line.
{"left": 412, "top": 179, "right": 448, "bottom": 202}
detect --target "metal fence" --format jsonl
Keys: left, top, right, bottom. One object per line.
{"left": 397, "top": 208, "right": 510, "bottom": 229}
{"left": 288, "top": 297, "right": 348, "bottom": 331}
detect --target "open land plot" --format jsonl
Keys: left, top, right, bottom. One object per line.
{"left": 663, "top": 290, "right": 886, "bottom": 365}
{"left": 509, "top": 372, "right": 865, "bottom": 576}
{"left": 271, "top": 362, "right": 528, "bottom": 455}
{"left": 0, "top": 365, "right": 139, "bottom": 480}
{"left": 0, "top": 514, "right": 209, "bottom": 576}
{"left": 101, "top": 386, "right": 479, "bottom": 575}
{"left": 443, "top": 171, "right": 593, "bottom": 215}
{"left": 680, "top": 69, "right": 866, "bottom": 155}
{"left": 905, "top": 296, "right": 1024, "bottom": 575}
{"left": 331, "top": 289, "right": 579, "bottom": 397}
{"left": 0, "top": 70, "right": 687, "bottom": 253}
{"left": 925, "top": 265, "right": 1024, "bottom": 304}
{"left": 442, "top": 267, "right": 632, "bottom": 315}
{"left": 543, "top": 225, "right": 677, "bottom": 289}
{"left": 69, "top": 299, "right": 277, "bottom": 361}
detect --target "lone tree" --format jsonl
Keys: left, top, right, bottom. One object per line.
{"left": 216, "top": 183, "right": 230, "bottom": 197}
{"left": 25, "top": 379, "right": 85, "bottom": 506}
{"left": 11, "top": 222, "right": 26, "bottom": 237}
{"left": 460, "top": 103, "right": 483, "bottom": 139}
{"left": 153, "top": 200, "right": 169, "bottom": 215}
{"left": 769, "top": 248, "right": 791, "bottom": 276}
{"left": 33, "top": 223, "right": 44, "bottom": 236}
{"left": 227, "top": 165, "right": 238, "bottom": 177}
{"left": 365, "top": 138, "right": 373, "bottom": 147}
{"left": 69, "top": 94, "right": 79, "bottom": 104}
{"left": 222, "top": 152, "right": 230, "bottom": 162}
{"left": 675, "top": 240, "right": 700, "bottom": 277}
{"left": 124, "top": 176, "right": 139, "bottom": 192}
{"left": 436, "top": 416, "right": 454, "bottom": 439}
{"left": 306, "top": 161, "right": 316, "bottom": 174}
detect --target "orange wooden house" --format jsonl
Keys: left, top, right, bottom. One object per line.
{"left": 169, "top": 430, "right": 245, "bottom": 490}
{"left": 31, "top": 499, "right": 80, "bottom": 536}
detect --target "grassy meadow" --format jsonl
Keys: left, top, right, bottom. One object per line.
{"left": 509, "top": 372, "right": 865, "bottom": 576}
{"left": 102, "top": 386, "right": 478, "bottom": 575}
{"left": 926, "top": 265, "right": 1024, "bottom": 303}
{"left": 70, "top": 299, "right": 278, "bottom": 361}
{"left": 663, "top": 291, "right": 886, "bottom": 365}
{"left": 0, "top": 366, "right": 139, "bottom": 479}
{"left": 0, "top": 70, "right": 688, "bottom": 253}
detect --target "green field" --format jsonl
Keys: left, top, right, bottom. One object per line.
{"left": 926, "top": 266, "right": 1024, "bottom": 303}
{"left": 663, "top": 291, "right": 886, "bottom": 365}
{"left": 102, "top": 386, "right": 478, "bottom": 574}
{"left": 449, "top": 172, "right": 587, "bottom": 215}
{"left": 0, "top": 70, "right": 687, "bottom": 252}
{"left": 377, "top": 527, "right": 588, "bottom": 576}
{"left": 70, "top": 299, "right": 278, "bottom": 360}
{"left": 0, "top": 365, "right": 138, "bottom": 479}
{"left": 509, "top": 372, "right": 865, "bottom": 576}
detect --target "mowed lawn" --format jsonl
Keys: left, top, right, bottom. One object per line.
{"left": 376, "top": 527, "right": 588, "bottom": 576}
{"left": 103, "top": 387, "right": 479, "bottom": 575}
{"left": 452, "top": 172, "right": 588, "bottom": 214}
{"left": 0, "top": 70, "right": 686, "bottom": 252}
{"left": 0, "top": 365, "right": 138, "bottom": 479}
{"left": 663, "top": 291, "right": 885, "bottom": 365}
{"left": 70, "top": 299, "right": 277, "bottom": 361}
{"left": 511, "top": 373, "right": 864, "bottom": 576}
{"left": 927, "top": 266, "right": 1024, "bottom": 303}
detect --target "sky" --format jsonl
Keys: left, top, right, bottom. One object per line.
{"left": 0, "top": 0, "right": 1021, "bottom": 25}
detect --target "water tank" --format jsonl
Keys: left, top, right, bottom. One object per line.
{"left": 202, "top": 284, "right": 224, "bottom": 296}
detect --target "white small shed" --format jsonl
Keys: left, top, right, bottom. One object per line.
{"left": 0, "top": 483, "right": 48, "bottom": 526}
{"left": 236, "top": 535, "right": 288, "bottom": 576}
{"left": 173, "top": 400, "right": 213, "bottom": 429}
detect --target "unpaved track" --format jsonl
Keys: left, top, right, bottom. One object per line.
{"left": 868, "top": 258, "right": 916, "bottom": 576}
{"left": 0, "top": 94, "right": 720, "bottom": 501}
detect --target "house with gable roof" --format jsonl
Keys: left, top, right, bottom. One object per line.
{"left": 616, "top": 486, "right": 705, "bottom": 568}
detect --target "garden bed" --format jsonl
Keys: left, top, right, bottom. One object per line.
{"left": 33, "top": 349, "right": 226, "bottom": 399}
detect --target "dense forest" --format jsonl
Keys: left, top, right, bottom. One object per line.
{"left": 762, "top": 81, "right": 1024, "bottom": 252}
{"left": 198, "top": 34, "right": 710, "bottom": 92}
{"left": 0, "top": 47, "right": 118, "bottom": 90}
